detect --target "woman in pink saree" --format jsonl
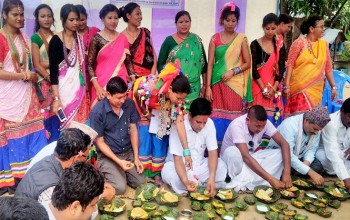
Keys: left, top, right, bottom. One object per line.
{"left": 0, "top": 0, "right": 47, "bottom": 194}
{"left": 49, "top": 4, "right": 89, "bottom": 129}
{"left": 87, "top": 4, "right": 133, "bottom": 108}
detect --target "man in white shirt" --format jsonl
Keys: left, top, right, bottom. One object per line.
{"left": 44, "top": 162, "right": 104, "bottom": 220}
{"left": 268, "top": 105, "right": 330, "bottom": 185}
{"left": 221, "top": 105, "right": 292, "bottom": 191}
{"left": 316, "top": 98, "right": 350, "bottom": 192}
{"left": 162, "top": 98, "right": 227, "bottom": 196}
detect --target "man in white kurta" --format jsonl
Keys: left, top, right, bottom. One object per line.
{"left": 162, "top": 98, "right": 227, "bottom": 196}
{"left": 221, "top": 105, "right": 292, "bottom": 191}
{"left": 316, "top": 98, "right": 350, "bottom": 192}
{"left": 268, "top": 105, "right": 330, "bottom": 185}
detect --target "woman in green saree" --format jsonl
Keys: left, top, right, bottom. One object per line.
{"left": 205, "top": 2, "right": 252, "bottom": 145}
{"left": 158, "top": 10, "right": 208, "bottom": 109}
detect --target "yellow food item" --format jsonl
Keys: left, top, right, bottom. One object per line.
{"left": 292, "top": 179, "right": 309, "bottom": 187}
{"left": 217, "top": 189, "right": 233, "bottom": 199}
{"left": 130, "top": 207, "right": 148, "bottom": 219}
{"left": 256, "top": 189, "right": 272, "bottom": 201}
{"left": 330, "top": 188, "right": 344, "bottom": 197}
{"left": 288, "top": 186, "right": 298, "bottom": 192}
{"left": 162, "top": 191, "right": 178, "bottom": 203}
{"left": 153, "top": 188, "right": 160, "bottom": 197}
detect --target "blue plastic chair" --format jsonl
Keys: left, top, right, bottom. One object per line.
{"left": 322, "top": 70, "right": 350, "bottom": 113}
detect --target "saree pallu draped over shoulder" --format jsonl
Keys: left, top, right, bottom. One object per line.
{"left": 166, "top": 33, "right": 206, "bottom": 108}
{"left": 90, "top": 33, "right": 130, "bottom": 107}
{"left": 285, "top": 39, "right": 328, "bottom": 116}
{"left": 210, "top": 33, "right": 252, "bottom": 144}
{"left": 0, "top": 31, "right": 47, "bottom": 189}
{"left": 58, "top": 35, "right": 89, "bottom": 129}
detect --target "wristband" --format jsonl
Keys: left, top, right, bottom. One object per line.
{"left": 90, "top": 76, "right": 97, "bottom": 82}
{"left": 183, "top": 149, "right": 191, "bottom": 157}
{"left": 332, "top": 86, "right": 337, "bottom": 90}
{"left": 53, "top": 96, "right": 60, "bottom": 102}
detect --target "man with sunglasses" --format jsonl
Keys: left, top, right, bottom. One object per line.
{"left": 221, "top": 105, "right": 292, "bottom": 191}
{"left": 15, "top": 128, "right": 114, "bottom": 204}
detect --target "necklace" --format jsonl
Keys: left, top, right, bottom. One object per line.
{"left": 177, "top": 32, "right": 188, "bottom": 41}
{"left": 306, "top": 38, "right": 319, "bottom": 64}
{"left": 2, "top": 28, "right": 30, "bottom": 73}
{"left": 126, "top": 28, "right": 140, "bottom": 40}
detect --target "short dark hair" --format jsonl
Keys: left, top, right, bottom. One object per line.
{"left": 51, "top": 162, "right": 104, "bottom": 211}
{"left": 99, "top": 4, "right": 120, "bottom": 19}
{"left": 190, "top": 98, "right": 212, "bottom": 117}
{"left": 54, "top": 128, "right": 91, "bottom": 161}
{"left": 60, "top": 4, "right": 79, "bottom": 27}
{"left": 341, "top": 98, "right": 350, "bottom": 113}
{"left": 175, "top": 10, "right": 191, "bottom": 23}
{"left": 106, "top": 76, "right": 128, "bottom": 95}
{"left": 119, "top": 2, "right": 140, "bottom": 22}
{"left": 278, "top": 13, "right": 293, "bottom": 24}
{"left": 248, "top": 105, "right": 268, "bottom": 121}
{"left": 220, "top": 4, "right": 240, "bottom": 25}
{"left": 171, "top": 75, "right": 191, "bottom": 94}
{"left": 263, "top": 13, "right": 278, "bottom": 27}
{"left": 75, "top": 4, "right": 87, "bottom": 17}
{"left": 300, "top": 15, "right": 323, "bottom": 35}
{"left": 33, "top": 4, "right": 55, "bottom": 32}
{"left": 0, "top": 197, "right": 49, "bottom": 220}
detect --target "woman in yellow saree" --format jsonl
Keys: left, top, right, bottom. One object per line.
{"left": 284, "top": 15, "right": 337, "bottom": 116}
{"left": 206, "top": 2, "right": 252, "bottom": 144}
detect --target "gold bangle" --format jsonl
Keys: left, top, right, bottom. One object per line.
{"left": 22, "top": 72, "right": 26, "bottom": 80}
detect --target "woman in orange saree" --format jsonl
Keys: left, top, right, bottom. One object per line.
{"left": 87, "top": 4, "right": 133, "bottom": 108}
{"left": 206, "top": 3, "right": 252, "bottom": 145}
{"left": 284, "top": 15, "right": 337, "bottom": 116}
{"left": 251, "top": 13, "right": 286, "bottom": 126}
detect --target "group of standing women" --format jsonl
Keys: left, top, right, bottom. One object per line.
{"left": 0, "top": 0, "right": 338, "bottom": 192}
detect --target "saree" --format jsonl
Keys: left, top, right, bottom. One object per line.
{"left": 58, "top": 35, "right": 89, "bottom": 129}
{"left": 130, "top": 28, "right": 154, "bottom": 77}
{"left": 166, "top": 33, "right": 206, "bottom": 108}
{"left": 252, "top": 37, "right": 284, "bottom": 125}
{"left": 0, "top": 32, "right": 47, "bottom": 190}
{"left": 90, "top": 33, "right": 130, "bottom": 107}
{"left": 211, "top": 33, "right": 253, "bottom": 143}
{"left": 285, "top": 38, "right": 329, "bottom": 116}
{"left": 31, "top": 33, "right": 60, "bottom": 142}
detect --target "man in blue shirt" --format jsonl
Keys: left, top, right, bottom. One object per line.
{"left": 90, "top": 77, "right": 145, "bottom": 194}
{"left": 268, "top": 105, "right": 330, "bottom": 185}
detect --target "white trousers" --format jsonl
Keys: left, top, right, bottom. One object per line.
{"left": 161, "top": 158, "right": 227, "bottom": 194}
{"left": 316, "top": 147, "right": 350, "bottom": 177}
{"left": 222, "top": 147, "right": 283, "bottom": 191}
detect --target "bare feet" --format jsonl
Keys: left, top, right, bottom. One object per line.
{"left": 154, "top": 175, "right": 164, "bottom": 187}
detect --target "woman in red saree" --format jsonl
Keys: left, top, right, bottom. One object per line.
{"left": 120, "top": 2, "right": 157, "bottom": 79}
{"left": 251, "top": 13, "right": 286, "bottom": 125}
{"left": 284, "top": 15, "right": 337, "bottom": 116}
{"left": 87, "top": 4, "right": 134, "bottom": 108}
{"left": 0, "top": 0, "right": 47, "bottom": 194}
